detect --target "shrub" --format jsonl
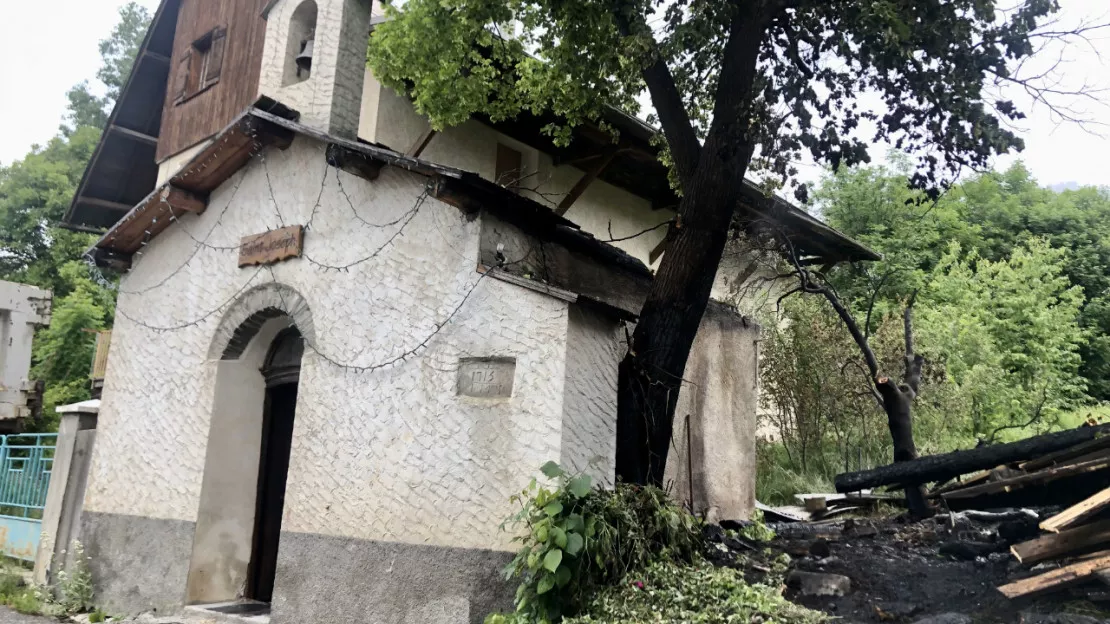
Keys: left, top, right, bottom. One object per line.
{"left": 488, "top": 462, "right": 702, "bottom": 623}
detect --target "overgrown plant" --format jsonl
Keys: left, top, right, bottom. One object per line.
{"left": 54, "top": 540, "right": 95, "bottom": 614}
{"left": 488, "top": 462, "right": 701, "bottom": 623}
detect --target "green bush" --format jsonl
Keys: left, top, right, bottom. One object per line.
{"left": 564, "top": 560, "right": 826, "bottom": 624}
{"left": 487, "top": 462, "right": 702, "bottom": 624}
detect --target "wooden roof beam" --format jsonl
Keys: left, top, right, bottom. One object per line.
{"left": 556, "top": 145, "right": 621, "bottom": 216}
{"left": 326, "top": 143, "right": 384, "bottom": 182}
{"left": 160, "top": 185, "right": 208, "bottom": 215}
{"left": 109, "top": 124, "right": 159, "bottom": 146}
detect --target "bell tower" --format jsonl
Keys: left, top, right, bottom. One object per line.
{"left": 259, "top": 0, "right": 373, "bottom": 137}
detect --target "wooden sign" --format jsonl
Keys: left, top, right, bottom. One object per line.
{"left": 239, "top": 225, "right": 304, "bottom": 267}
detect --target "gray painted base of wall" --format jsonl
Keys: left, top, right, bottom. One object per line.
{"left": 82, "top": 512, "right": 514, "bottom": 623}
{"left": 81, "top": 511, "right": 195, "bottom": 616}
{"left": 272, "top": 531, "right": 514, "bottom": 624}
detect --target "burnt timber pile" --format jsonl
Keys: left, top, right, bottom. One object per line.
{"left": 834, "top": 423, "right": 1110, "bottom": 602}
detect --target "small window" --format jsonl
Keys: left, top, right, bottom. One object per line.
{"left": 495, "top": 143, "right": 523, "bottom": 190}
{"left": 173, "top": 26, "right": 227, "bottom": 104}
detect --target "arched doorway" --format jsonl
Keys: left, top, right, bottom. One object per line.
{"left": 186, "top": 297, "right": 309, "bottom": 611}
{"left": 247, "top": 327, "right": 304, "bottom": 603}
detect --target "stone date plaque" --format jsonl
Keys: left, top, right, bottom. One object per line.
{"left": 457, "top": 357, "right": 516, "bottom": 398}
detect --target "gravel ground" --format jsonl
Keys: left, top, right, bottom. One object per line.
{"left": 0, "top": 607, "right": 52, "bottom": 624}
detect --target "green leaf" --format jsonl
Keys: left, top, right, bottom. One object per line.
{"left": 543, "top": 501, "right": 563, "bottom": 517}
{"left": 554, "top": 564, "right": 572, "bottom": 587}
{"left": 567, "top": 475, "right": 593, "bottom": 498}
{"left": 551, "top": 526, "right": 568, "bottom": 549}
{"left": 536, "top": 573, "right": 555, "bottom": 594}
{"left": 543, "top": 548, "right": 563, "bottom": 572}
{"left": 540, "top": 461, "right": 565, "bottom": 479}
{"left": 565, "top": 532, "right": 584, "bottom": 555}
{"left": 566, "top": 513, "right": 585, "bottom": 533}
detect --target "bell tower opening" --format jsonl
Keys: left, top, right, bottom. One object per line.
{"left": 284, "top": 1, "right": 318, "bottom": 86}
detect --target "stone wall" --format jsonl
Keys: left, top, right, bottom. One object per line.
{"left": 85, "top": 136, "right": 618, "bottom": 622}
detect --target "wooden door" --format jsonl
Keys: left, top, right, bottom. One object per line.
{"left": 246, "top": 382, "right": 298, "bottom": 602}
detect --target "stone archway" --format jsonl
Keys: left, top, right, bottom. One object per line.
{"left": 186, "top": 284, "right": 311, "bottom": 607}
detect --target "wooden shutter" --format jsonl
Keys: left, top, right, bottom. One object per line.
{"left": 204, "top": 27, "right": 227, "bottom": 87}
{"left": 173, "top": 50, "right": 192, "bottom": 103}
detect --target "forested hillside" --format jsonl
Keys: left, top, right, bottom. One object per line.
{"left": 0, "top": 4, "right": 150, "bottom": 428}
{"left": 758, "top": 158, "right": 1110, "bottom": 502}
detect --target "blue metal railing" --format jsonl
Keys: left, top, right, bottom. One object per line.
{"left": 0, "top": 434, "right": 56, "bottom": 520}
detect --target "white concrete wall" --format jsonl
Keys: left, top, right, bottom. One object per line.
{"left": 87, "top": 136, "right": 616, "bottom": 553}
{"left": 0, "top": 281, "right": 51, "bottom": 422}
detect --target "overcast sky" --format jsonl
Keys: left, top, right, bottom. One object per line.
{"left": 2, "top": 0, "right": 1108, "bottom": 189}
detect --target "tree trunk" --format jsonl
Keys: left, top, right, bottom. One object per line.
{"left": 876, "top": 377, "right": 930, "bottom": 517}
{"left": 615, "top": 161, "right": 740, "bottom": 485}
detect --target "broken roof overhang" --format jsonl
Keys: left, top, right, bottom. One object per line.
{"left": 88, "top": 102, "right": 657, "bottom": 285}
{"left": 487, "top": 105, "right": 880, "bottom": 264}
{"left": 64, "top": 0, "right": 182, "bottom": 233}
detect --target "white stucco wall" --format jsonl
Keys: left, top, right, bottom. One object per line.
{"left": 361, "top": 86, "right": 670, "bottom": 267}
{"left": 87, "top": 136, "right": 618, "bottom": 553}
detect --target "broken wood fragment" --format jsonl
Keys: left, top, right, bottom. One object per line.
{"left": 1010, "top": 519, "right": 1110, "bottom": 564}
{"left": 1040, "top": 487, "right": 1110, "bottom": 534}
{"left": 997, "top": 550, "right": 1110, "bottom": 599}
{"left": 835, "top": 424, "right": 1110, "bottom": 493}
{"left": 943, "top": 457, "right": 1110, "bottom": 502}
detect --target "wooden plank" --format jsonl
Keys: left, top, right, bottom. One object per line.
{"left": 238, "top": 225, "right": 304, "bottom": 267}
{"left": 1010, "top": 519, "right": 1110, "bottom": 564}
{"left": 997, "top": 550, "right": 1110, "bottom": 599}
{"left": 1020, "top": 434, "right": 1110, "bottom": 472}
{"left": 836, "top": 424, "right": 1110, "bottom": 492}
{"left": 1041, "top": 487, "right": 1110, "bottom": 533}
{"left": 556, "top": 145, "right": 619, "bottom": 215}
{"left": 943, "top": 457, "right": 1110, "bottom": 501}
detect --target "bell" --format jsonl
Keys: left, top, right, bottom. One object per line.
{"left": 295, "top": 38, "right": 314, "bottom": 76}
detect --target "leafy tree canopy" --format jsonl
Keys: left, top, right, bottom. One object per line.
{"left": 0, "top": 2, "right": 150, "bottom": 428}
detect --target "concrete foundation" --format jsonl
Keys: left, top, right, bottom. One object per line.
{"left": 271, "top": 531, "right": 513, "bottom": 624}
{"left": 81, "top": 511, "right": 196, "bottom": 615}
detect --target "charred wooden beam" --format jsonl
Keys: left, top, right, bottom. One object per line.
{"left": 556, "top": 145, "right": 621, "bottom": 216}
{"left": 1021, "top": 435, "right": 1110, "bottom": 472}
{"left": 834, "top": 424, "right": 1110, "bottom": 493}
{"left": 326, "top": 143, "right": 385, "bottom": 182}
{"left": 942, "top": 456, "right": 1110, "bottom": 502}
